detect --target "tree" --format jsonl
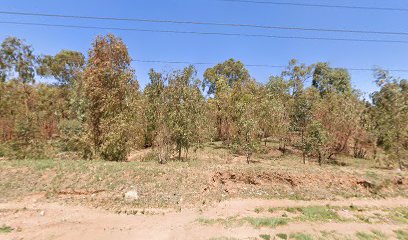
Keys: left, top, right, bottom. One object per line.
{"left": 305, "top": 120, "right": 329, "bottom": 165}
{"left": 291, "top": 88, "right": 317, "bottom": 163}
{"left": 147, "top": 66, "right": 207, "bottom": 162}
{"left": 265, "top": 76, "right": 292, "bottom": 152}
{"left": 231, "top": 79, "right": 259, "bottom": 163}
{"left": 37, "top": 50, "right": 85, "bottom": 86}
{"left": 371, "top": 69, "right": 408, "bottom": 169}
{"left": 203, "top": 59, "right": 251, "bottom": 142}
{"left": 0, "top": 37, "right": 37, "bottom": 84}
{"left": 166, "top": 66, "right": 206, "bottom": 160}
{"left": 282, "top": 59, "right": 313, "bottom": 97}
{"left": 313, "top": 62, "right": 352, "bottom": 96}
{"left": 144, "top": 69, "right": 166, "bottom": 148}
{"left": 312, "top": 90, "right": 365, "bottom": 162}
{"left": 83, "top": 34, "right": 139, "bottom": 161}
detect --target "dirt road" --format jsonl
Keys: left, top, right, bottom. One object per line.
{"left": 1, "top": 197, "right": 408, "bottom": 240}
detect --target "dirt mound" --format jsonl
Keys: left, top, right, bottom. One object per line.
{"left": 207, "top": 170, "right": 407, "bottom": 199}
{"left": 211, "top": 171, "right": 297, "bottom": 186}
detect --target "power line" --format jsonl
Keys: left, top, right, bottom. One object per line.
{"left": 133, "top": 60, "right": 408, "bottom": 73}
{"left": 220, "top": 0, "right": 408, "bottom": 12}
{"left": 1, "top": 21, "right": 408, "bottom": 44}
{"left": 0, "top": 10, "right": 407, "bottom": 36}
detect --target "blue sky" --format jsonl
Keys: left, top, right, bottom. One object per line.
{"left": 1, "top": 0, "right": 408, "bottom": 96}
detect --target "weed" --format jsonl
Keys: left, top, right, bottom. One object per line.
{"left": 296, "top": 206, "right": 341, "bottom": 222}
{"left": 244, "top": 217, "right": 288, "bottom": 228}
{"left": 268, "top": 208, "right": 276, "bottom": 213}
{"left": 276, "top": 233, "right": 288, "bottom": 239}
{"left": 289, "top": 233, "right": 314, "bottom": 240}
{"left": 285, "top": 207, "right": 300, "bottom": 213}
{"left": 259, "top": 234, "right": 271, "bottom": 240}
{"left": 395, "top": 230, "right": 408, "bottom": 240}
{"left": 0, "top": 225, "right": 13, "bottom": 233}
{"left": 198, "top": 217, "right": 287, "bottom": 229}
{"left": 197, "top": 217, "right": 242, "bottom": 228}
{"left": 390, "top": 209, "right": 408, "bottom": 224}
{"left": 356, "top": 230, "right": 387, "bottom": 240}
{"left": 255, "top": 207, "right": 264, "bottom": 214}
{"left": 355, "top": 214, "right": 372, "bottom": 223}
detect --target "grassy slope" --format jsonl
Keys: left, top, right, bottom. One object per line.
{"left": 0, "top": 145, "right": 407, "bottom": 210}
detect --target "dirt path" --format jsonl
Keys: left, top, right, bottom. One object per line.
{"left": 1, "top": 197, "right": 408, "bottom": 240}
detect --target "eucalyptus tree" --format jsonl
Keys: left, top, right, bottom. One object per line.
{"left": 37, "top": 50, "right": 87, "bottom": 148}
{"left": 166, "top": 66, "right": 207, "bottom": 160}
{"left": 203, "top": 59, "right": 251, "bottom": 143}
{"left": 371, "top": 69, "right": 408, "bottom": 169}
{"left": 313, "top": 62, "right": 352, "bottom": 96}
{"left": 281, "top": 59, "right": 313, "bottom": 97}
{"left": 146, "top": 66, "right": 206, "bottom": 162}
{"left": 231, "top": 79, "right": 260, "bottom": 163}
{"left": 144, "top": 69, "right": 166, "bottom": 148}
{"left": 0, "top": 37, "right": 37, "bottom": 84}
{"left": 265, "top": 76, "right": 292, "bottom": 152}
{"left": 38, "top": 50, "right": 85, "bottom": 86}
{"left": 83, "top": 34, "right": 139, "bottom": 161}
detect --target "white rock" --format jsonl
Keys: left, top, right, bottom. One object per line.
{"left": 39, "top": 210, "right": 45, "bottom": 216}
{"left": 124, "top": 190, "right": 139, "bottom": 201}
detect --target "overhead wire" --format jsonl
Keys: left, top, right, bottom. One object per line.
{"left": 0, "top": 10, "right": 407, "bottom": 36}
{"left": 1, "top": 21, "right": 408, "bottom": 44}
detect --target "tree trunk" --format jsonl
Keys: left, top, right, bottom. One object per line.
{"left": 178, "top": 145, "right": 182, "bottom": 160}
{"left": 301, "top": 129, "right": 305, "bottom": 164}
{"left": 318, "top": 151, "right": 323, "bottom": 166}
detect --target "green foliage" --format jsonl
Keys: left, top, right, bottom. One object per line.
{"left": 243, "top": 217, "right": 288, "bottom": 228}
{"left": 281, "top": 59, "right": 313, "bottom": 96}
{"left": 313, "top": 62, "right": 352, "bottom": 96}
{"left": 395, "top": 230, "right": 408, "bottom": 240}
{"left": 57, "top": 119, "right": 83, "bottom": 152}
{"left": 83, "top": 34, "right": 140, "bottom": 161}
{"left": 145, "top": 66, "right": 207, "bottom": 162}
{"left": 0, "top": 37, "right": 37, "bottom": 83}
{"left": 289, "top": 233, "right": 314, "bottom": 240}
{"left": 276, "top": 233, "right": 288, "bottom": 239}
{"left": 203, "top": 58, "right": 250, "bottom": 96}
{"left": 37, "top": 50, "right": 85, "bottom": 86}
{"left": 372, "top": 69, "right": 408, "bottom": 169}
{"left": 0, "top": 225, "right": 13, "bottom": 233}
{"left": 0, "top": 35, "right": 406, "bottom": 171}
{"left": 355, "top": 231, "right": 387, "bottom": 240}
{"left": 259, "top": 234, "right": 272, "bottom": 240}
{"left": 296, "top": 206, "right": 341, "bottom": 222}
{"left": 305, "top": 121, "right": 329, "bottom": 165}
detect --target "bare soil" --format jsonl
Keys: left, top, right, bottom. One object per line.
{"left": 1, "top": 197, "right": 408, "bottom": 240}
{"left": 1, "top": 146, "right": 407, "bottom": 239}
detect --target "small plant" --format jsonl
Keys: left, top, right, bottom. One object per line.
{"left": 259, "top": 234, "right": 271, "bottom": 240}
{"left": 285, "top": 207, "right": 300, "bottom": 213}
{"left": 268, "top": 208, "right": 276, "bottom": 213}
{"left": 0, "top": 225, "right": 14, "bottom": 233}
{"left": 394, "top": 229, "right": 408, "bottom": 240}
{"left": 276, "top": 233, "right": 288, "bottom": 239}
{"left": 289, "top": 233, "right": 314, "bottom": 240}
{"left": 390, "top": 208, "right": 408, "bottom": 224}
{"left": 296, "top": 206, "right": 341, "bottom": 222}
{"left": 244, "top": 217, "right": 288, "bottom": 228}
{"left": 356, "top": 231, "right": 387, "bottom": 240}
{"left": 255, "top": 207, "right": 264, "bottom": 214}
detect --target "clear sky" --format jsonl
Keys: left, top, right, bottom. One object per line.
{"left": 1, "top": 0, "right": 408, "bottom": 96}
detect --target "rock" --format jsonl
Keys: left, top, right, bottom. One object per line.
{"left": 39, "top": 210, "right": 45, "bottom": 216}
{"left": 124, "top": 190, "right": 139, "bottom": 202}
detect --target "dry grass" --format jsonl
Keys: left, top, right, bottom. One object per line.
{"left": 0, "top": 144, "right": 407, "bottom": 210}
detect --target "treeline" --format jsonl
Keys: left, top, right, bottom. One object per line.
{"left": 0, "top": 34, "right": 407, "bottom": 168}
